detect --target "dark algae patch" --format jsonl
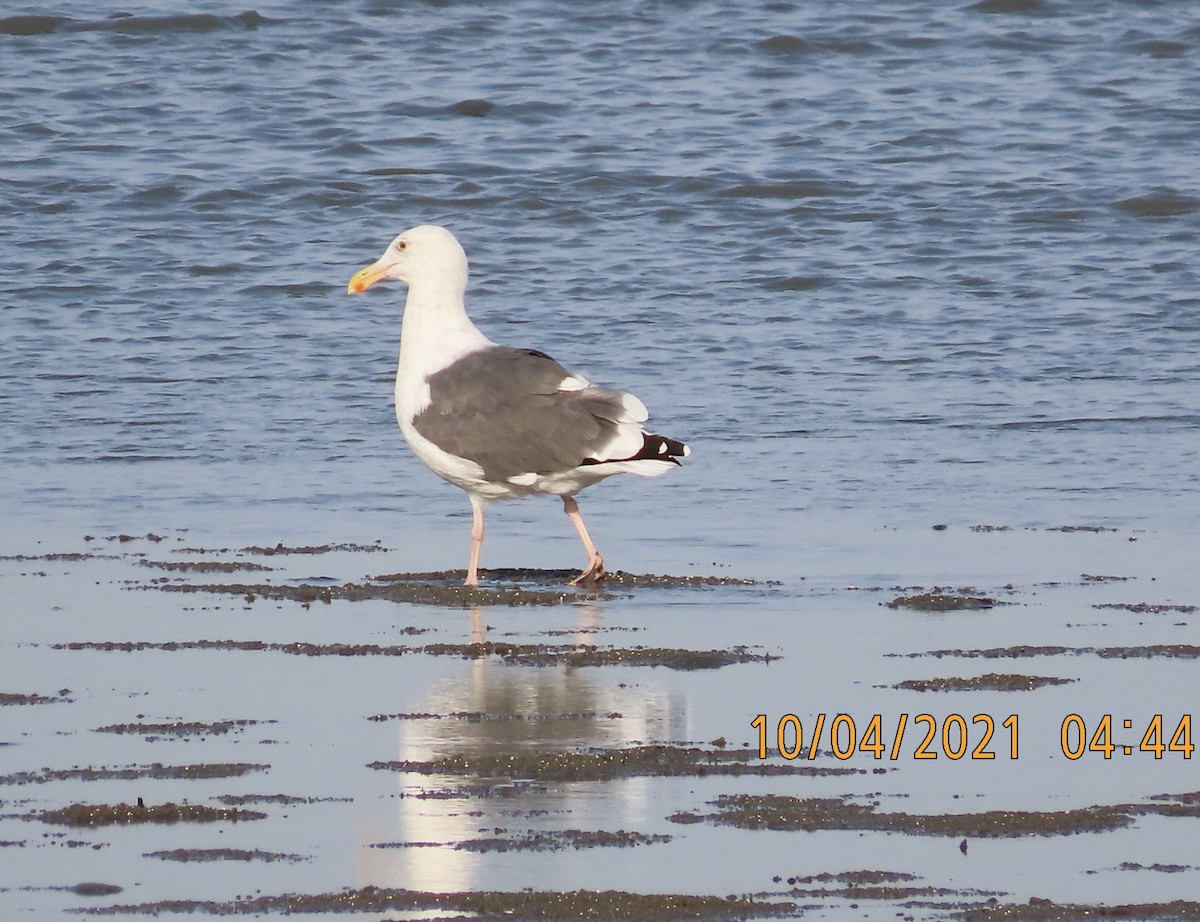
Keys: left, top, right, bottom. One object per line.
{"left": 155, "top": 577, "right": 606, "bottom": 607}
{"left": 68, "top": 882, "right": 123, "bottom": 897}
{"left": 767, "top": 869, "right": 970, "bottom": 903}
{"left": 0, "top": 762, "right": 268, "bottom": 785}
{"left": 902, "top": 644, "right": 1200, "bottom": 660}
{"left": 784, "top": 870, "right": 919, "bottom": 887}
{"left": 146, "top": 848, "right": 307, "bottom": 863}
{"left": 578, "top": 569, "right": 768, "bottom": 588}
{"left": 371, "top": 745, "right": 858, "bottom": 782}
{"left": 0, "top": 690, "right": 73, "bottom": 705}
{"left": 886, "top": 591, "right": 1001, "bottom": 611}
{"left": 460, "top": 829, "right": 670, "bottom": 853}
{"left": 894, "top": 673, "right": 1075, "bottom": 692}
{"left": 240, "top": 542, "right": 387, "bottom": 555}
{"left": 137, "top": 567, "right": 766, "bottom": 608}
{"left": 368, "top": 709, "right": 623, "bottom": 723}
{"left": 1139, "top": 792, "right": 1200, "bottom": 818}
{"left": 94, "top": 719, "right": 271, "bottom": 738}
{"left": 1120, "top": 861, "right": 1196, "bottom": 873}
{"left": 951, "top": 898, "right": 1200, "bottom": 921}
{"left": 57, "top": 639, "right": 771, "bottom": 671}
{"left": 75, "top": 887, "right": 800, "bottom": 919}
{"left": 214, "top": 793, "right": 351, "bottom": 806}
{"left": 381, "top": 828, "right": 672, "bottom": 853}
{"left": 138, "top": 559, "right": 272, "bottom": 573}
{"left": 669, "top": 794, "right": 1136, "bottom": 836}
{"left": 670, "top": 793, "right": 1200, "bottom": 837}
{"left": 1075, "top": 644, "right": 1200, "bottom": 660}
{"left": 35, "top": 801, "right": 266, "bottom": 827}
{"left": 383, "top": 567, "right": 767, "bottom": 589}
{"left": 1094, "top": 602, "right": 1197, "bottom": 614}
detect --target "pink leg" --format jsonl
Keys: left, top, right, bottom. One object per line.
{"left": 465, "top": 496, "right": 484, "bottom": 587}
{"left": 562, "top": 495, "right": 605, "bottom": 585}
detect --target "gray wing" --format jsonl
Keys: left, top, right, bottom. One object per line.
{"left": 412, "top": 346, "right": 638, "bottom": 481}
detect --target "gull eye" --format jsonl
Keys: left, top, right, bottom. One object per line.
{"left": 396, "top": 239, "right": 407, "bottom": 251}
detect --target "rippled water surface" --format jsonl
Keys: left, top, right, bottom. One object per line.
{"left": 4, "top": 1, "right": 1199, "bottom": 543}
{"left": 2, "top": 3, "right": 1199, "bottom": 919}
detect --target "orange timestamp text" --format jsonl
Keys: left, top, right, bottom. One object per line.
{"left": 751, "top": 713, "right": 1019, "bottom": 761}
{"left": 751, "top": 713, "right": 1195, "bottom": 761}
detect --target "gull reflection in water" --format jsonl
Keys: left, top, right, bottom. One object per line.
{"left": 361, "top": 603, "right": 686, "bottom": 891}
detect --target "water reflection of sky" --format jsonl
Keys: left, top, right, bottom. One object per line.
{"left": 364, "top": 605, "right": 685, "bottom": 891}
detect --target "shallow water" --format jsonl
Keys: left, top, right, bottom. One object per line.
{"left": 3, "top": 532, "right": 1199, "bottom": 919}
{"left": 2, "top": 3, "right": 1199, "bottom": 919}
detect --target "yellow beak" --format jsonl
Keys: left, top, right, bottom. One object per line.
{"left": 347, "top": 258, "right": 393, "bottom": 294}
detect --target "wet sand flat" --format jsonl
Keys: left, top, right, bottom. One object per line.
{"left": 2, "top": 525, "right": 1198, "bottom": 920}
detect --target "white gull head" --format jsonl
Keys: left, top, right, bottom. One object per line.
{"left": 347, "top": 224, "right": 469, "bottom": 296}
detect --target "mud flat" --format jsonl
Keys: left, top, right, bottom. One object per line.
{"left": 2, "top": 525, "right": 1199, "bottom": 919}
{"left": 75, "top": 887, "right": 803, "bottom": 919}
{"left": 137, "top": 565, "right": 776, "bottom": 609}
{"left": 369, "top": 743, "right": 861, "bottom": 782}
{"left": 34, "top": 801, "right": 266, "bottom": 827}
{"left": 892, "top": 673, "right": 1075, "bottom": 692}
{"left": 669, "top": 792, "right": 1200, "bottom": 836}
{"left": 57, "top": 638, "right": 772, "bottom": 671}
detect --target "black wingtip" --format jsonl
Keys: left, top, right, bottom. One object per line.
{"left": 633, "top": 433, "right": 690, "bottom": 464}
{"left": 579, "top": 432, "right": 690, "bottom": 467}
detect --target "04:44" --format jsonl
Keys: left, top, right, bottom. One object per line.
{"left": 1060, "top": 714, "right": 1193, "bottom": 759}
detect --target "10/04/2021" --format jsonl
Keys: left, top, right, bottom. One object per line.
{"left": 751, "top": 713, "right": 1019, "bottom": 761}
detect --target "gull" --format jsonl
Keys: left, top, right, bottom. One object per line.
{"left": 348, "top": 225, "right": 689, "bottom": 586}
